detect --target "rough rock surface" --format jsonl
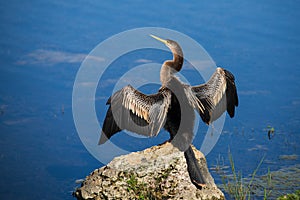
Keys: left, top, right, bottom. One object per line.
{"left": 74, "top": 142, "right": 225, "bottom": 200}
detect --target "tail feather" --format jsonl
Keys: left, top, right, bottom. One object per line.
{"left": 184, "top": 145, "right": 206, "bottom": 189}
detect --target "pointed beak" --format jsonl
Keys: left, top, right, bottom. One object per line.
{"left": 150, "top": 34, "right": 168, "bottom": 44}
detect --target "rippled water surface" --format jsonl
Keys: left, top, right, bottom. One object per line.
{"left": 0, "top": 1, "right": 299, "bottom": 199}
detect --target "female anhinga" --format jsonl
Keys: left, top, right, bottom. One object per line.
{"left": 99, "top": 35, "right": 238, "bottom": 189}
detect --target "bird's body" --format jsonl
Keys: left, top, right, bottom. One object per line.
{"left": 99, "top": 35, "right": 238, "bottom": 189}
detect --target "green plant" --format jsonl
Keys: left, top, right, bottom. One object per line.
{"left": 126, "top": 174, "right": 152, "bottom": 200}
{"left": 263, "top": 168, "right": 272, "bottom": 200}
{"left": 277, "top": 190, "right": 300, "bottom": 200}
{"left": 214, "top": 154, "right": 226, "bottom": 172}
{"left": 221, "top": 152, "right": 248, "bottom": 200}
{"left": 125, "top": 172, "right": 173, "bottom": 200}
{"left": 220, "top": 150, "right": 265, "bottom": 200}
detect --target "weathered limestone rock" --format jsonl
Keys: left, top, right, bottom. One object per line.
{"left": 74, "top": 142, "right": 225, "bottom": 200}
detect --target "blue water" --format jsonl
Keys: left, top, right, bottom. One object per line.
{"left": 1, "top": 1, "right": 299, "bottom": 199}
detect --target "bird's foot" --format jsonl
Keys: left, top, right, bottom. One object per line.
{"left": 191, "top": 179, "right": 206, "bottom": 190}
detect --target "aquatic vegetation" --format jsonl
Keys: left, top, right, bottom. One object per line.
{"left": 248, "top": 144, "right": 268, "bottom": 152}
{"left": 277, "top": 190, "right": 300, "bottom": 200}
{"left": 249, "top": 165, "right": 300, "bottom": 199}
{"left": 216, "top": 151, "right": 265, "bottom": 200}
{"left": 279, "top": 154, "right": 298, "bottom": 161}
{"left": 214, "top": 152, "right": 300, "bottom": 200}
{"left": 210, "top": 154, "right": 230, "bottom": 173}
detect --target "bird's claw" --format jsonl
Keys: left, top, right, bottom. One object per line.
{"left": 192, "top": 179, "right": 206, "bottom": 190}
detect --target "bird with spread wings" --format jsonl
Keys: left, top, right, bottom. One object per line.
{"left": 99, "top": 35, "right": 238, "bottom": 189}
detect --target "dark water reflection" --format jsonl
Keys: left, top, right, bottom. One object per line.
{"left": 0, "top": 1, "right": 299, "bottom": 199}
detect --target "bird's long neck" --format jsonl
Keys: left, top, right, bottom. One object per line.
{"left": 172, "top": 51, "right": 183, "bottom": 71}
{"left": 160, "top": 51, "right": 183, "bottom": 86}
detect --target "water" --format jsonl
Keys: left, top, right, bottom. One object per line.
{"left": 0, "top": 1, "right": 299, "bottom": 199}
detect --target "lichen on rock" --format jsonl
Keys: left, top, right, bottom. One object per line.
{"left": 74, "top": 142, "right": 225, "bottom": 200}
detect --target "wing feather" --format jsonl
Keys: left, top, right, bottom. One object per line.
{"left": 186, "top": 67, "right": 238, "bottom": 124}
{"left": 99, "top": 85, "right": 171, "bottom": 144}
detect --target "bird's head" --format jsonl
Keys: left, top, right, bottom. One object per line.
{"left": 150, "top": 34, "right": 182, "bottom": 55}
{"left": 150, "top": 34, "right": 183, "bottom": 72}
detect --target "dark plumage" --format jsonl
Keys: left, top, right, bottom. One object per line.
{"left": 99, "top": 35, "right": 238, "bottom": 189}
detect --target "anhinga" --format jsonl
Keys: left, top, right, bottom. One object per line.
{"left": 99, "top": 35, "right": 238, "bottom": 189}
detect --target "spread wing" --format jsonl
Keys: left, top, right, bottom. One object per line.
{"left": 186, "top": 67, "right": 238, "bottom": 124}
{"left": 99, "top": 85, "right": 171, "bottom": 144}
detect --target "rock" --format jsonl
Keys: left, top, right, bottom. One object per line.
{"left": 74, "top": 142, "right": 225, "bottom": 200}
